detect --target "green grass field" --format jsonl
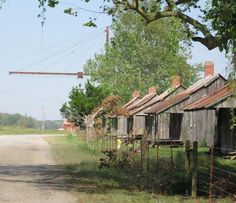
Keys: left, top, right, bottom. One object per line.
{"left": 0, "top": 126, "right": 65, "bottom": 135}
{"left": 46, "top": 135, "right": 234, "bottom": 203}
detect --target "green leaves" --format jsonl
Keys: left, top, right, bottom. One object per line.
{"left": 47, "top": 0, "right": 59, "bottom": 7}
{"left": 64, "top": 8, "right": 73, "bottom": 15}
{"left": 205, "top": 0, "right": 236, "bottom": 52}
{"left": 84, "top": 12, "right": 201, "bottom": 104}
{"left": 83, "top": 19, "right": 97, "bottom": 28}
{"left": 60, "top": 81, "right": 109, "bottom": 127}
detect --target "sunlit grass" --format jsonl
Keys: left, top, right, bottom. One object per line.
{"left": 0, "top": 126, "right": 65, "bottom": 135}
{"left": 46, "top": 135, "right": 234, "bottom": 203}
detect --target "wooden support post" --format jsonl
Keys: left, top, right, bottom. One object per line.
{"left": 209, "top": 146, "right": 214, "bottom": 202}
{"left": 147, "top": 142, "right": 150, "bottom": 171}
{"left": 192, "top": 141, "right": 198, "bottom": 198}
{"left": 140, "top": 140, "right": 143, "bottom": 174}
{"left": 156, "top": 142, "right": 159, "bottom": 176}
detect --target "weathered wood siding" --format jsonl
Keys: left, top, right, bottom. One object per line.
{"left": 189, "top": 77, "right": 225, "bottom": 103}
{"left": 216, "top": 97, "right": 236, "bottom": 108}
{"left": 157, "top": 113, "right": 183, "bottom": 140}
{"left": 165, "top": 77, "right": 225, "bottom": 143}
{"left": 157, "top": 113, "right": 170, "bottom": 139}
{"left": 117, "top": 116, "right": 128, "bottom": 137}
{"left": 166, "top": 99, "right": 189, "bottom": 113}
{"left": 181, "top": 110, "right": 215, "bottom": 146}
{"left": 133, "top": 115, "right": 146, "bottom": 135}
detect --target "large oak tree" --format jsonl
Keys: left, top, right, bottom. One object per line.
{"left": 84, "top": 12, "right": 201, "bottom": 103}
{"left": 37, "top": 0, "right": 235, "bottom": 53}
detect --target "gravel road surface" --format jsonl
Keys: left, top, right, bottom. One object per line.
{"left": 0, "top": 134, "right": 76, "bottom": 203}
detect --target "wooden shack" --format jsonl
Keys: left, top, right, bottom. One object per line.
{"left": 129, "top": 75, "right": 185, "bottom": 140}
{"left": 128, "top": 86, "right": 158, "bottom": 136}
{"left": 116, "top": 91, "right": 141, "bottom": 137}
{"left": 145, "top": 62, "right": 226, "bottom": 144}
{"left": 183, "top": 84, "right": 236, "bottom": 154}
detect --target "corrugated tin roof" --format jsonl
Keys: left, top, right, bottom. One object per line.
{"left": 129, "top": 85, "right": 185, "bottom": 116}
{"left": 145, "top": 92, "right": 189, "bottom": 114}
{"left": 145, "top": 74, "right": 225, "bottom": 114}
{"left": 184, "top": 74, "right": 225, "bottom": 94}
{"left": 123, "top": 96, "right": 140, "bottom": 108}
{"left": 127, "top": 93, "right": 157, "bottom": 111}
{"left": 183, "top": 85, "right": 234, "bottom": 110}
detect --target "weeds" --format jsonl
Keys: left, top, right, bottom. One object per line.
{"left": 46, "top": 135, "right": 234, "bottom": 203}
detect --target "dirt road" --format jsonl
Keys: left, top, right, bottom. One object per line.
{"left": 0, "top": 134, "right": 76, "bottom": 203}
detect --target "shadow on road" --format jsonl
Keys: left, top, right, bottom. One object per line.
{"left": 0, "top": 164, "right": 129, "bottom": 194}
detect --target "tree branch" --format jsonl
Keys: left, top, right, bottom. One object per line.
{"left": 114, "top": 0, "right": 219, "bottom": 50}
{"left": 192, "top": 36, "right": 218, "bottom": 50}
{"left": 165, "top": 0, "right": 174, "bottom": 9}
{"left": 175, "top": 0, "right": 195, "bottom": 6}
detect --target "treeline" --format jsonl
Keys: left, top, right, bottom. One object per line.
{"left": 0, "top": 112, "right": 63, "bottom": 130}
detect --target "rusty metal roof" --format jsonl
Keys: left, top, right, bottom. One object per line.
{"left": 129, "top": 85, "right": 185, "bottom": 116}
{"left": 145, "top": 92, "right": 189, "bottom": 114}
{"left": 183, "top": 85, "right": 234, "bottom": 110}
{"left": 184, "top": 74, "right": 225, "bottom": 94}
{"left": 127, "top": 93, "right": 157, "bottom": 111}
{"left": 145, "top": 74, "right": 225, "bottom": 114}
{"left": 123, "top": 96, "right": 141, "bottom": 108}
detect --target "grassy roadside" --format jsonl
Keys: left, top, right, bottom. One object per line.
{"left": 46, "top": 135, "right": 234, "bottom": 203}
{"left": 0, "top": 127, "right": 65, "bottom": 135}
{"left": 47, "top": 135, "right": 159, "bottom": 203}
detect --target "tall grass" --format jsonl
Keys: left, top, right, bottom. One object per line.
{"left": 46, "top": 135, "right": 233, "bottom": 203}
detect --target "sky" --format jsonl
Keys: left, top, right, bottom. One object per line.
{"left": 0, "top": 1, "right": 230, "bottom": 120}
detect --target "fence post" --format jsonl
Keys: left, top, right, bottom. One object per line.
{"left": 185, "top": 140, "right": 191, "bottom": 195}
{"left": 192, "top": 141, "right": 198, "bottom": 198}
{"left": 209, "top": 145, "right": 214, "bottom": 202}
{"left": 185, "top": 140, "right": 191, "bottom": 176}
{"left": 147, "top": 141, "right": 150, "bottom": 171}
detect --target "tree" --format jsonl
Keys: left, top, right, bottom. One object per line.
{"left": 0, "top": 112, "right": 37, "bottom": 128}
{"left": 60, "top": 81, "right": 109, "bottom": 127}
{"left": 36, "top": 0, "right": 235, "bottom": 54}
{"left": 84, "top": 12, "right": 201, "bottom": 103}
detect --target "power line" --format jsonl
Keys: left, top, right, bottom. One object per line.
{"left": 11, "top": 31, "right": 104, "bottom": 73}
{"left": 13, "top": 43, "right": 79, "bottom": 72}
{"left": 0, "top": 89, "right": 63, "bottom": 103}
{"left": 60, "top": 2, "right": 107, "bottom": 14}
{"left": 64, "top": 33, "right": 104, "bottom": 71}
{"left": 0, "top": 29, "right": 104, "bottom": 66}
{"left": 42, "top": 32, "right": 104, "bottom": 72}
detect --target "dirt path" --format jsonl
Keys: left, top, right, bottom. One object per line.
{"left": 0, "top": 134, "right": 77, "bottom": 203}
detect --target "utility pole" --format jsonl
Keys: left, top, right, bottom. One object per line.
{"left": 41, "top": 107, "right": 45, "bottom": 130}
{"left": 105, "top": 26, "right": 110, "bottom": 49}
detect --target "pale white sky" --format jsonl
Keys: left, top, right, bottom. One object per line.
{"left": 0, "top": 1, "right": 229, "bottom": 120}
